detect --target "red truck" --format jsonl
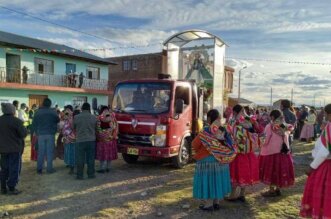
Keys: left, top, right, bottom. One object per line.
{"left": 112, "top": 75, "right": 204, "bottom": 168}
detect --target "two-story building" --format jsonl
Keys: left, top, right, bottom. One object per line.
{"left": 107, "top": 52, "right": 234, "bottom": 106}
{"left": 0, "top": 31, "right": 115, "bottom": 109}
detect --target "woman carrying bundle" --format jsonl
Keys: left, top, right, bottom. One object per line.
{"left": 192, "top": 109, "right": 237, "bottom": 211}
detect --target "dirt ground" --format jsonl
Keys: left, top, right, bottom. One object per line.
{"left": 0, "top": 140, "right": 313, "bottom": 219}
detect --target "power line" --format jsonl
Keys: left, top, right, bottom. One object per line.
{"left": 0, "top": 5, "right": 121, "bottom": 45}
{"left": 227, "top": 56, "right": 331, "bottom": 66}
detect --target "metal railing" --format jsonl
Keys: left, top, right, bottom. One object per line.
{"left": 0, "top": 67, "right": 110, "bottom": 91}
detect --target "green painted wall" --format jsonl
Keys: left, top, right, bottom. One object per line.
{"left": 0, "top": 47, "right": 109, "bottom": 79}
{"left": 0, "top": 89, "right": 108, "bottom": 109}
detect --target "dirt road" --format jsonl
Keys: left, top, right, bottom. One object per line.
{"left": 0, "top": 141, "right": 312, "bottom": 219}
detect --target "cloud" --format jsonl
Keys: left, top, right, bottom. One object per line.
{"left": 93, "top": 28, "right": 174, "bottom": 45}
{"left": 268, "top": 22, "right": 331, "bottom": 34}
{"left": 1, "top": 0, "right": 331, "bottom": 105}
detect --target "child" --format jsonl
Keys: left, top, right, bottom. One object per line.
{"left": 300, "top": 104, "right": 331, "bottom": 219}
{"left": 96, "top": 106, "right": 118, "bottom": 173}
{"left": 259, "top": 110, "right": 295, "bottom": 197}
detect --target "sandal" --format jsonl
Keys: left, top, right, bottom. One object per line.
{"left": 200, "top": 205, "right": 214, "bottom": 211}
{"left": 261, "top": 190, "right": 279, "bottom": 197}
{"left": 213, "top": 203, "right": 221, "bottom": 210}
{"left": 237, "top": 196, "right": 246, "bottom": 203}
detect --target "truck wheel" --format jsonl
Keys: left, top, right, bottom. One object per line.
{"left": 122, "top": 153, "right": 139, "bottom": 164}
{"left": 172, "top": 138, "right": 190, "bottom": 168}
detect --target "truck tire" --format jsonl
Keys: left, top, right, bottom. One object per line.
{"left": 172, "top": 138, "right": 190, "bottom": 168}
{"left": 122, "top": 153, "right": 139, "bottom": 164}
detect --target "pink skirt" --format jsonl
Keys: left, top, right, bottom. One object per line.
{"left": 300, "top": 124, "right": 314, "bottom": 139}
{"left": 230, "top": 152, "right": 260, "bottom": 186}
{"left": 259, "top": 153, "right": 295, "bottom": 188}
{"left": 300, "top": 160, "right": 331, "bottom": 219}
{"left": 96, "top": 140, "right": 118, "bottom": 161}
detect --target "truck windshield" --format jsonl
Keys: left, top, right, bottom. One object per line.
{"left": 112, "top": 82, "right": 171, "bottom": 114}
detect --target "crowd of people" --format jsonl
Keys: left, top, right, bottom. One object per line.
{"left": 0, "top": 97, "right": 330, "bottom": 219}
{"left": 0, "top": 98, "right": 118, "bottom": 194}
{"left": 193, "top": 100, "right": 331, "bottom": 219}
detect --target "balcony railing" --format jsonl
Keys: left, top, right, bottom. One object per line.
{"left": 0, "top": 67, "right": 109, "bottom": 91}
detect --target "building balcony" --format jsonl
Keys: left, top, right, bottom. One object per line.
{"left": 0, "top": 67, "right": 112, "bottom": 95}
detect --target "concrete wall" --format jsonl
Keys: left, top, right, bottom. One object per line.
{"left": 107, "top": 53, "right": 163, "bottom": 89}
{"left": 0, "top": 88, "right": 108, "bottom": 109}
{"left": 0, "top": 47, "right": 108, "bottom": 80}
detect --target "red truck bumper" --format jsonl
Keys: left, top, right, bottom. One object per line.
{"left": 118, "top": 144, "right": 180, "bottom": 158}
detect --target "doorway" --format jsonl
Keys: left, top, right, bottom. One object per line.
{"left": 29, "top": 95, "right": 48, "bottom": 108}
{"left": 6, "top": 54, "right": 21, "bottom": 83}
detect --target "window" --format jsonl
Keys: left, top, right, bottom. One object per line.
{"left": 66, "top": 63, "right": 76, "bottom": 74}
{"left": 34, "top": 58, "right": 54, "bottom": 74}
{"left": 123, "top": 60, "right": 131, "bottom": 71}
{"left": 132, "top": 60, "right": 138, "bottom": 71}
{"left": 112, "top": 82, "right": 171, "bottom": 114}
{"left": 72, "top": 96, "right": 87, "bottom": 107}
{"left": 86, "top": 66, "right": 100, "bottom": 80}
{"left": 174, "top": 86, "right": 190, "bottom": 108}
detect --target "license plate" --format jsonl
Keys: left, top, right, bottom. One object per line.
{"left": 127, "top": 147, "right": 139, "bottom": 155}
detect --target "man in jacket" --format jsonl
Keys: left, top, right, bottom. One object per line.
{"left": 0, "top": 103, "right": 27, "bottom": 195}
{"left": 32, "top": 98, "right": 59, "bottom": 174}
{"left": 74, "top": 102, "right": 97, "bottom": 179}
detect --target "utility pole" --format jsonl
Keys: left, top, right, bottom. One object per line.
{"left": 237, "top": 65, "right": 247, "bottom": 102}
{"left": 313, "top": 94, "right": 316, "bottom": 107}
{"left": 291, "top": 88, "right": 294, "bottom": 106}
{"left": 270, "top": 87, "right": 273, "bottom": 108}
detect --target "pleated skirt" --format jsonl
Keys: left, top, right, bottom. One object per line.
{"left": 300, "top": 124, "right": 315, "bottom": 139}
{"left": 259, "top": 153, "right": 295, "bottom": 188}
{"left": 193, "top": 155, "right": 232, "bottom": 199}
{"left": 64, "top": 143, "right": 76, "bottom": 167}
{"left": 230, "top": 152, "right": 260, "bottom": 186}
{"left": 300, "top": 160, "right": 331, "bottom": 219}
{"left": 96, "top": 140, "right": 118, "bottom": 161}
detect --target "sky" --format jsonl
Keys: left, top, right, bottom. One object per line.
{"left": 0, "top": 0, "right": 331, "bottom": 105}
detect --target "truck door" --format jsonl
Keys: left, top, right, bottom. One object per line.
{"left": 172, "top": 85, "right": 192, "bottom": 143}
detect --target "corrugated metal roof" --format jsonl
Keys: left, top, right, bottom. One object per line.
{"left": 0, "top": 30, "right": 116, "bottom": 65}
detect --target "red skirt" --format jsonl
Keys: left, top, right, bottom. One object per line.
{"left": 259, "top": 153, "right": 295, "bottom": 188}
{"left": 230, "top": 152, "right": 260, "bottom": 186}
{"left": 96, "top": 140, "right": 118, "bottom": 161}
{"left": 300, "top": 160, "right": 331, "bottom": 219}
{"left": 30, "top": 135, "right": 38, "bottom": 161}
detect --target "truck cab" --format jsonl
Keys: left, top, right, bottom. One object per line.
{"left": 112, "top": 78, "right": 201, "bottom": 168}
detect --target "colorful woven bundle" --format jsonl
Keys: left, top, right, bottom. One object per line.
{"left": 97, "top": 112, "right": 118, "bottom": 142}
{"left": 228, "top": 117, "right": 263, "bottom": 153}
{"left": 199, "top": 130, "right": 237, "bottom": 164}
{"left": 61, "top": 110, "right": 76, "bottom": 144}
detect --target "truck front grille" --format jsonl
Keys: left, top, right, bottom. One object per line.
{"left": 118, "top": 134, "right": 153, "bottom": 146}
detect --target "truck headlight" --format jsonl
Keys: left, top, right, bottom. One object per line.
{"left": 151, "top": 125, "right": 167, "bottom": 147}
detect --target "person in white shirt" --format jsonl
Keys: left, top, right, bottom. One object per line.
{"left": 300, "top": 109, "right": 317, "bottom": 143}
{"left": 300, "top": 104, "right": 331, "bottom": 218}
{"left": 18, "top": 103, "right": 29, "bottom": 127}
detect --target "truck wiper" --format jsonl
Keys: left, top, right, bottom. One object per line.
{"left": 114, "top": 108, "right": 127, "bottom": 113}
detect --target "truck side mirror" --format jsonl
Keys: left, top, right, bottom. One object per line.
{"left": 175, "top": 99, "right": 184, "bottom": 114}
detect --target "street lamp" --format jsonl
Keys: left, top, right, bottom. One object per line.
{"left": 238, "top": 65, "right": 247, "bottom": 102}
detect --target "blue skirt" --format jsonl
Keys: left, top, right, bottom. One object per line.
{"left": 64, "top": 143, "right": 75, "bottom": 167}
{"left": 193, "top": 155, "right": 232, "bottom": 199}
